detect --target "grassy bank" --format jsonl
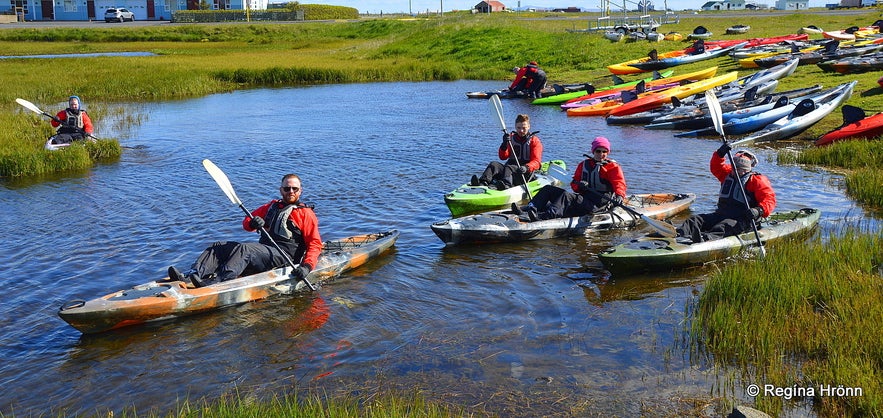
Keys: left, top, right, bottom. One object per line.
{"left": 691, "top": 230, "right": 882, "bottom": 416}
{"left": 2, "top": 11, "right": 883, "bottom": 177}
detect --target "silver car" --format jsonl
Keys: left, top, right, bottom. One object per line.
{"left": 104, "top": 8, "right": 135, "bottom": 23}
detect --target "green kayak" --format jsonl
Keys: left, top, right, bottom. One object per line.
{"left": 530, "top": 70, "right": 675, "bottom": 105}
{"left": 598, "top": 208, "right": 821, "bottom": 274}
{"left": 445, "top": 160, "right": 566, "bottom": 218}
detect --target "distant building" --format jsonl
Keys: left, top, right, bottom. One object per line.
{"left": 773, "top": 0, "right": 809, "bottom": 9}
{"left": 552, "top": 7, "right": 583, "bottom": 12}
{"left": 700, "top": 0, "right": 747, "bottom": 10}
{"left": 0, "top": 0, "right": 265, "bottom": 20}
{"left": 474, "top": 1, "right": 506, "bottom": 13}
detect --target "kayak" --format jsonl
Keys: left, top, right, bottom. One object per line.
{"left": 815, "top": 106, "right": 883, "bottom": 146}
{"left": 607, "top": 41, "right": 724, "bottom": 75}
{"left": 466, "top": 82, "right": 592, "bottom": 100}
{"left": 563, "top": 66, "right": 718, "bottom": 109}
{"left": 726, "top": 25, "right": 750, "bottom": 35}
{"left": 45, "top": 134, "right": 96, "bottom": 150}
{"left": 445, "top": 160, "right": 566, "bottom": 217}
{"left": 607, "top": 71, "right": 739, "bottom": 117}
{"left": 598, "top": 208, "right": 821, "bottom": 274}
{"left": 627, "top": 42, "right": 745, "bottom": 72}
{"left": 57, "top": 230, "right": 399, "bottom": 334}
{"left": 532, "top": 70, "right": 675, "bottom": 105}
{"left": 734, "top": 81, "right": 856, "bottom": 146}
{"left": 431, "top": 193, "right": 695, "bottom": 245}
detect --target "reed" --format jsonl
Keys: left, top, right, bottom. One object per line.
{"left": 690, "top": 230, "right": 883, "bottom": 416}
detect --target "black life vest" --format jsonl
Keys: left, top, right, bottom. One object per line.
{"left": 716, "top": 172, "right": 758, "bottom": 216}
{"left": 259, "top": 201, "right": 307, "bottom": 262}
{"left": 579, "top": 158, "right": 613, "bottom": 195}
{"left": 507, "top": 134, "right": 535, "bottom": 166}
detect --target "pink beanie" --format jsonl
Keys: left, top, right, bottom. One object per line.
{"left": 591, "top": 136, "right": 611, "bottom": 153}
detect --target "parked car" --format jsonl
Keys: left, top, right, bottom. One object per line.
{"left": 104, "top": 8, "right": 135, "bottom": 23}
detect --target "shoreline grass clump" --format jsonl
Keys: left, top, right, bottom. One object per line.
{"left": 690, "top": 230, "right": 882, "bottom": 416}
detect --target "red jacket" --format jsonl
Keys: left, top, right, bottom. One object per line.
{"left": 243, "top": 200, "right": 322, "bottom": 270}
{"left": 570, "top": 158, "right": 627, "bottom": 198}
{"left": 710, "top": 152, "right": 776, "bottom": 217}
{"left": 51, "top": 109, "right": 94, "bottom": 134}
{"left": 498, "top": 133, "right": 543, "bottom": 172}
{"left": 509, "top": 64, "right": 542, "bottom": 90}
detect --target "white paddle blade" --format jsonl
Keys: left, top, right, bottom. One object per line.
{"left": 489, "top": 94, "right": 507, "bottom": 132}
{"left": 202, "top": 159, "right": 242, "bottom": 205}
{"left": 546, "top": 163, "right": 571, "bottom": 188}
{"left": 15, "top": 98, "right": 44, "bottom": 115}
{"left": 642, "top": 215, "right": 678, "bottom": 238}
{"left": 704, "top": 89, "right": 725, "bottom": 137}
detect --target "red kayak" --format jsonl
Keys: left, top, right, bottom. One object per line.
{"left": 815, "top": 105, "right": 883, "bottom": 146}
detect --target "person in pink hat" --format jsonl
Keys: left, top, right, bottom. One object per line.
{"left": 513, "top": 136, "right": 627, "bottom": 221}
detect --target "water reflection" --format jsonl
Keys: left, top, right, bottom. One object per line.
{"left": 0, "top": 80, "right": 878, "bottom": 417}
{"left": 0, "top": 51, "right": 155, "bottom": 59}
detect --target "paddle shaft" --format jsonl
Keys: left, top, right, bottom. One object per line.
{"left": 704, "top": 90, "right": 766, "bottom": 257}
{"left": 202, "top": 159, "right": 317, "bottom": 291}
{"left": 489, "top": 95, "right": 531, "bottom": 199}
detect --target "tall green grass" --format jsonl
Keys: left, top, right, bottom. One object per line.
{"left": 690, "top": 230, "right": 883, "bottom": 416}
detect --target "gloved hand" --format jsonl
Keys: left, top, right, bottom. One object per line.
{"left": 249, "top": 216, "right": 265, "bottom": 230}
{"left": 577, "top": 181, "right": 590, "bottom": 192}
{"left": 52, "top": 116, "right": 63, "bottom": 124}
{"left": 716, "top": 142, "right": 732, "bottom": 158}
{"left": 292, "top": 264, "right": 312, "bottom": 280}
{"left": 745, "top": 207, "right": 763, "bottom": 221}
{"left": 502, "top": 132, "right": 511, "bottom": 142}
{"left": 611, "top": 194, "right": 624, "bottom": 206}
{"left": 515, "top": 166, "right": 528, "bottom": 174}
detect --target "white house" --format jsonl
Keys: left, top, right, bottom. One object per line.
{"left": 774, "top": 0, "right": 809, "bottom": 9}
{"left": 700, "top": 0, "right": 747, "bottom": 10}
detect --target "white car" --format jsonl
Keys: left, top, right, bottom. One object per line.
{"left": 104, "top": 8, "right": 135, "bottom": 23}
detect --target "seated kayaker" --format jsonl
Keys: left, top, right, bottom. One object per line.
{"left": 470, "top": 113, "right": 543, "bottom": 191}
{"left": 49, "top": 95, "right": 94, "bottom": 145}
{"left": 513, "top": 136, "right": 627, "bottom": 222}
{"left": 168, "top": 174, "right": 323, "bottom": 288}
{"left": 676, "top": 144, "right": 777, "bottom": 243}
{"left": 508, "top": 61, "right": 548, "bottom": 99}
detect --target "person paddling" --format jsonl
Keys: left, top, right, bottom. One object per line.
{"left": 513, "top": 136, "right": 627, "bottom": 221}
{"left": 49, "top": 95, "right": 94, "bottom": 145}
{"left": 168, "top": 174, "right": 322, "bottom": 288}
{"left": 676, "top": 144, "right": 776, "bottom": 243}
{"left": 470, "top": 114, "right": 543, "bottom": 191}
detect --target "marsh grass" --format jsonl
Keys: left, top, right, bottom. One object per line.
{"left": 691, "top": 230, "right": 883, "bottom": 416}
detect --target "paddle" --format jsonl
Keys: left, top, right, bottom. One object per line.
{"left": 489, "top": 94, "right": 531, "bottom": 200}
{"left": 705, "top": 89, "right": 766, "bottom": 258}
{"left": 202, "top": 159, "right": 318, "bottom": 291}
{"left": 546, "top": 164, "right": 677, "bottom": 237}
{"left": 16, "top": 98, "right": 63, "bottom": 123}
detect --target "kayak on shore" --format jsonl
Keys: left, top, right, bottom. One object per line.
{"left": 445, "top": 160, "right": 566, "bottom": 218}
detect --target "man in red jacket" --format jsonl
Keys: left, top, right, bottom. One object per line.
{"left": 168, "top": 174, "right": 323, "bottom": 288}
{"left": 677, "top": 144, "right": 776, "bottom": 243}
{"left": 470, "top": 114, "right": 543, "bottom": 191}
{"left": 513, "top": 136, "right": 627, "bottom": 221}
{"left": 49, "top": 95, "right": 94, "bottom": 144}
{"left": 509, "top": 61, "right": 548, "bottom": 98}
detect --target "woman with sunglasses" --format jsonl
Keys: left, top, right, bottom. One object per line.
{"left": 168, "top": 173, "right": 322, "bottom": 288}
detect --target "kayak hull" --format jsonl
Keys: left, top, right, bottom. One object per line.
{"left": 598, "top": 208, "right": 821, "bottom": 274}
{"left": 816, "top": 112, "right": 883, "bottom": 146}
{"left": 445, "top": 160, "right": 566, "bottom": 217}
{"left": 58, "top": 230, "right": 399, "bottom": 334}
{"left": 431, "top": 193, "right": 695, "bottom": 245}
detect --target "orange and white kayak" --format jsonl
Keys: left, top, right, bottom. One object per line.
{"left": 58, "top": 230, "right": 399, "bottom": 334}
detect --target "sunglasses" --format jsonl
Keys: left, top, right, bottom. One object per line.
{"left": 280, "top": 186, "right": 301, "bottom": 192}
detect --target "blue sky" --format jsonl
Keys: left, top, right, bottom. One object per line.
{"left": 297, "top": 0, "right": 832, "bottom": 14}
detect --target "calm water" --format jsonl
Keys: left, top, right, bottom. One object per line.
{"left": 0, "top": 80, "right": 875, "bottom": 417}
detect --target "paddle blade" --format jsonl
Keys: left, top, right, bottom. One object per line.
{"left": 15, "top": 98, "right": 44, "bottom": 115}
{"left": 202, "top": 159, "right": 242, "bottom": 205}
{"left": 489, "top": 94, "right": 507, "bottom": 132}
{"left": 641, "top": 215, "right": 678, "bottom": 238}
{"left": 546, "top": 163, "right": 571, "bottom": 189}
{"left": 704, "top": 89, "right": 725, "bottom": 137}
